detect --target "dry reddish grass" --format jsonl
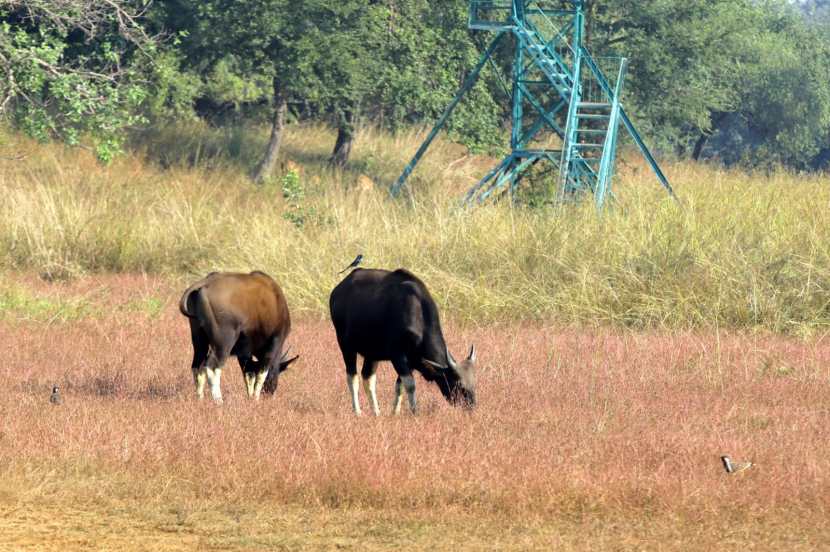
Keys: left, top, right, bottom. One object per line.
{"left": 2, "top": 274, "right": 830, "bottom": 549}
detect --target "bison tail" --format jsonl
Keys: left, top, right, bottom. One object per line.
{"left": 178, "top": 284, "right": 202, "bottom": 318}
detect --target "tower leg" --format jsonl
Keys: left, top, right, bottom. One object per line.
{"left": 391, "top": 33, "right": 506, "bottom": 197}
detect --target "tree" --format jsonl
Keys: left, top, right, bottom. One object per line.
{"left": 370, "top": 0, "right": 505, "bottom": 153}
{"left": 156, "top": 0, "right": 506, "bottom": 178}
{"left": 583, "top": 0, "right": 758, "bottom": 151}
{"left": 583, "top": 0, "right": 830, "bottom": 168}
{"left": 163, "top": 0, "right": 359, "bottom": 179}
{"left": 0, "top": 0, "right": 160, "bottom": 161}
{"left": 674, "top": 2, "right": 830, "bottom": 168}
{"left": 319, "top": 0, "right": 506, "bottom": 167}
{"left": 307, "top": 2, "right": 381, "bottom": 168}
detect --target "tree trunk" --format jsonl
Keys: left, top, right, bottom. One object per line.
{"left": 252, "top": 79, "right": 287, "bottom": 184}
{"left": 692, "top": 133, "right": 709, "bottom": 161}
{"left": 329, "top": 108, "right": 355, "bottom": 169}
{"left": 692, "top": 111, "right": 728, "bottom": 161}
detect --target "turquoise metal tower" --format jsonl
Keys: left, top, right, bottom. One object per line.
{"left": 391, "top": 0, "right": 675, "bottom": 208}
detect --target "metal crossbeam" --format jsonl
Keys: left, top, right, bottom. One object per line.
{"left": 391, "top": 32, "right": 505, "bottom": 197}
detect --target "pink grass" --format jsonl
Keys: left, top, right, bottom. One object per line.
{"left": 2, "top": 278, "right": 830, "bottom": 517}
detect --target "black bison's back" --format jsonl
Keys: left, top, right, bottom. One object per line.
{"left": 329, "top": 268, "right": 442, "bottom": 361}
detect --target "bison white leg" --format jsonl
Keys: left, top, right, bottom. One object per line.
{"left": 243, "top": 372, "right": 256, "bottom": 398}
{"left": 193, "top": 367, "right": 207, "bottom": 400}
{"left": 347, "top": 374, "right": 362, "bottom": 415}
{"left": 252, "top": 369, "right": 269, "bottom": 400}
{"left": 401, "top": 374, "right": 417, "bottom": 414}
{"left": 206, "top": 367, "right": 223, "bottom": 404}
{"left": 362, "top": 374, "right": 380, "bottom": 416}
{"left": 392, "top": 377, "right": 404, "bottom": 415}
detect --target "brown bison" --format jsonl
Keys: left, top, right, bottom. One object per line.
{"left": 329, "top": 268, "right": 476, "bottom": 415}
{"left": 179, "top": 271, "right": 298, "bottom": 403}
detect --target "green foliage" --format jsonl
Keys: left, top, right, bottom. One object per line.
{"left": 370, "top": 1, "right": 505, "bottom": 152}
{"left": 729, "top": 12, "right": 830, "bottom": 168}
{"left": 201, "top": 57, "right": 272, "bottom": 107}
{"left": 587, "top": 0, "right": 758, "bottom": 145}
{"left": 587, "top": 0, "right": 830, "bottom": 167}
{"left": 120, "top": 296, "right": 165, "bottom": 318}
{"left": 281, "top": 168, "right": 311, "bottom": 228}
{"left": 0, "top": 282, "right": 95, "bottom": 322}
{"left": 141, "top": 50, "right": 202, "bottom": 123}
{"left": 4, "top": 0, "right": 830, "bottom": 171}
{"left": 0, "top": 1, "right": 159, "bottom": 162}
{"left": 156, "top": 1, "right": 505, "bottom": 157}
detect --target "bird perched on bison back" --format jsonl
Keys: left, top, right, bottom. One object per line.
{"left": 338, "top": 254, "right": 363, "bottom": 274}
{"left": 329, "top": 267, "right": 476, "bottom": 416}
{"left": 179, "top": 271, "right": 299, "bottom": 403}
{"left": 49, "top": 385, "right": 61, "bottom": 405}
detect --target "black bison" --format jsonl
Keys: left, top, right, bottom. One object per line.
{"left": 329, "top": 268, "right": 476, "bottom": 415}
{"left": 179, "top": 271, "right": 298, "bottom": 402}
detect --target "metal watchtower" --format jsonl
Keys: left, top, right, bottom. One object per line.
{"left": 391, "top": 0, "right": 675, "bottom": 208}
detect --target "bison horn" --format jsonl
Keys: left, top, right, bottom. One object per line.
{"left": 277, "top": 345, "right": 299, "bottom": 371}
{"left": 279, "top": 355, "right": 299, "bottom": 372}
{"left": 446, "top": 345, "right": 457, "bottom": 370}
{"left": 467, "top": 344, "right": 476, "bottom": 362}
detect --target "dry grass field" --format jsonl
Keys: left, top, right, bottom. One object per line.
{"left": 2, "top": 124, "right": 830, "bottom": 548}
{"left": 1, "top": 274, "right": 830, "bottom": 550}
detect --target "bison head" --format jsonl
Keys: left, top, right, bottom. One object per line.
{"left": 262, "top": 348, "right": 299, "bottom": 396}
{"left": 425, "top": 344, "right": 477, "bottom": 408}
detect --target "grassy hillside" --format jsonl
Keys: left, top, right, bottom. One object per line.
{"left": 1, "top": 123, "right": 829, "bottom": 333}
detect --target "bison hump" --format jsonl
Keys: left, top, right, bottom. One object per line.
{"left": 249, "top": 270, "right": 272, "bottom": 279}
{"left": 391, "top": 268, "right": 417, "bottom": 280}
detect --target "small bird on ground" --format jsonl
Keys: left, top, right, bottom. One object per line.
{"left": 721, "top": 455, "right": 752, "bottom": 474}
{"left": 49, "top": 385, "right": 62, "bottom": 405}
{"left": 338, "top": 254, "right": 364, "bottom": 274}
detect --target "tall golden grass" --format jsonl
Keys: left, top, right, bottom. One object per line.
{"left": 1, "top": 122, "right": 829, "bottom": 333}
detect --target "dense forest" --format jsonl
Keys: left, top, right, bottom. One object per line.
{"left": 2, "top": 0, "right": 830, "bottom": 179}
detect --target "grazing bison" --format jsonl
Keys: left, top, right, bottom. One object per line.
{"left": 329, "top": 268, "right": 476, "bottom": 415}
{"left": 179, "top": 271, "right": 298, "bottom": 403}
